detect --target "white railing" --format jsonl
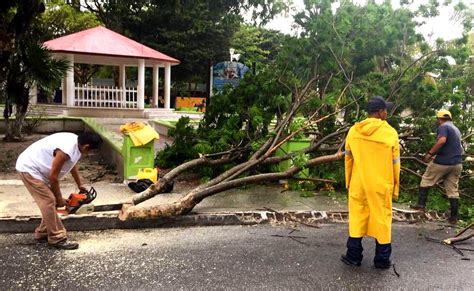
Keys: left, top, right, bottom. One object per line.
{"left": 74, "top": 84, "right": 138, "bottom": 108}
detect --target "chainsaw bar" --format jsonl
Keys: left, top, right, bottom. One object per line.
{"left": 92, "top": 203, "right": 123, "bottom": 212}
{"left": 70, "top": 203, "right": 123, "bottom": 215}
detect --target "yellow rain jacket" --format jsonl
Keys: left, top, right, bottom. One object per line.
{"left": 345, "top": 118, "right": 400, "bottom": 244}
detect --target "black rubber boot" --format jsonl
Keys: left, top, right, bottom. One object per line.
{"left": 341, "top": 237, "right": 363, "bottom": 267}
{"left": 410, "top": 187, "right": 429, "bottom": 211}
{"left": 448, "top": 198, "right": 459, "bottom": 225}
{"left": 374, "top": 241, "right": 392, "bottom": 269}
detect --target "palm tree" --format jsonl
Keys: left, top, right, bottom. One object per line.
{"left": 4, "top": 41, "right": 69, "bottom": 141}
{"left": 1, "top": 0, "right": 68, "bottom": 141}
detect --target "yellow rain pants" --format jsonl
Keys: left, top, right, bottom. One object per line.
{"left": 345, "top": 118, "right": 400, "bottom": 244}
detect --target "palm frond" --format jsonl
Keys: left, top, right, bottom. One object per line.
{"left": 23, "top": 43, "right": 69, "bottom": 93}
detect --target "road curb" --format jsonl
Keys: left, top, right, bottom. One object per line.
{"left": 0, "top": 209, "right": 447, "bottom": 233}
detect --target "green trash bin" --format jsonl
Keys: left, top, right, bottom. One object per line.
{"left": 122, "top": 135, "right": 156, "bottom": 180}
{"left": 275, "top": 138, "right": 311, "bottom": 177}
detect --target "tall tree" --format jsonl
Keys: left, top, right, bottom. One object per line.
{"left": 1, "top": 0, "right": 69, "bottom": 141}
{"left": 119, "top": 0, "right": 473, "bottom": 220}
{"left": 40, "top": 0, "right": 103, "bottom": 85}
{"left": 0, "top": 0, "right": 45, "bottom": 84}
{"left": 40, "top": 0, "right": 101, "bottom": 41}
{"left": 229, "top": 24, "right": 286, "bottom": 66}
{"left": 84, "top": 0, "right": 288, "bottom": 84}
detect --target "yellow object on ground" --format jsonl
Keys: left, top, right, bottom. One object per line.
{"left": 136, "top": 168, "right": 158, "bottom": 183}
{"left": 175, "top": 97, "right": 206, "bottom": 111}
{"left": 120, "top": 122, "right": 160, "bottom": 146}
{"left": 344, "top": 117, "right": 400, "bottom": 244}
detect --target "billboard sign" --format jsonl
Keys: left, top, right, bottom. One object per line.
{"left": 212, "top": 61, "right": 250, "bottom": 92}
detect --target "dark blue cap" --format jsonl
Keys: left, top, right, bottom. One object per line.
{"left": 367, "top": 96, "right": 393, "bottom": 113}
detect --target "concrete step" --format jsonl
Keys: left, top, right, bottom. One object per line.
{"left": 29, "top": 104, "right": 67, "bottom": 116}
{"left": 144, "top": 110, "right": 203, "bottom": 120}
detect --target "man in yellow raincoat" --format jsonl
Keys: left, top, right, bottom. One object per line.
{"left": 341, "top": 96, "right": 400, "bottom": 269}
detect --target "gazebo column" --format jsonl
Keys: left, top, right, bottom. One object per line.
{"left": 137, "top": 59, "right": 145, "bottom": 110}
{"left": 65, "top": 54, "right": 75, "bottom": 107}
{"left": 152, "top": 64, "right": 159, "bottom": 108}
{"left": 119, "top": 64, "right": 126, "bottom": 106}
{"left": 61, "top": 79, "right": 66, "bottom": 105}
{"left": 164, "top": 63, "right": 171, "bottom": 109}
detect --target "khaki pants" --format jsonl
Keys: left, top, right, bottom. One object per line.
{"left": 420, "top": 162, "right": 462, "bottom": 198}
{"left": 18, "top": 172, "right": 67, "bottom": 244}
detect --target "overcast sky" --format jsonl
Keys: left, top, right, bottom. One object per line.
{"left": 262, "top": 0, "right": 472, "bottom": 43}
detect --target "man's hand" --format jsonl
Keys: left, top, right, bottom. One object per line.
{"left": 423, "top": 152, "right": 434, "bottom": 163}
{"left": 56, "top": 196, "right": 68, "bottom": 208}
{"left": 78, "top": 185, "right": 88, "bottom": 193}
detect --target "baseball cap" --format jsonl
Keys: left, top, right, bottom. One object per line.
{"left": 436, "top": 109, "right": 452, "bottom": 120}
{"left": 367, "top": 96, "right": 393, "bottom": 113}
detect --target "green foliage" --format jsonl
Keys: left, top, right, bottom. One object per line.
{"left": 230, "top": 24, "right": 286, "bottom": 66}
{"left": 292, "top": 152, "right": 309, "bottom": 169}
{"left": 287, "top": 179, "right": 316, "bottom": 192}
{"left": 310, "top": 160, "right": 346, "bottom": 190}
{"left": 199, "top": 68, "right": 289, "bottom": 153}
{"left": 86, "top": 0, "right": 288, "bottom": 83}
{"left": 154, "top": 117, "right": 197, "bottom": 169}
{"left": 299, "top": 191, "right": 315, "bottom": 198}
{"left": 41, "top": 0, "right": 101, "bottom": 40}
{"left": 155, "top": 67, "right": 289, "bottom": 169}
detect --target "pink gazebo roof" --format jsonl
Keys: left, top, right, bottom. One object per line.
{"left": 44, "top": 26, "right": 179, "bottom": 64}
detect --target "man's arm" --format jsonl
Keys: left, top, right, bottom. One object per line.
{"left": 424, "top": 128, "right": 447, "bottom": 162}
{"left": 49, "top": 149, "right": 70, "bottom": 207}
{"left": 70, "top": 165, "right": 86, "bottom": 192}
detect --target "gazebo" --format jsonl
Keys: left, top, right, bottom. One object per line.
{"left": 41, "top": 26, "right": 179, "bottom": 117}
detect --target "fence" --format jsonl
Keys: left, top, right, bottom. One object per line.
{"left": 74, "top": 84, "right": 138, "bottom": 108}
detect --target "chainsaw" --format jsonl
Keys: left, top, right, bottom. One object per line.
{"left": 57, "top": 187, "right": 123, "bottom": 215}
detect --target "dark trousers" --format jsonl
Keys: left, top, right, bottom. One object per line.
{"left": 346, "top": 237, "right": 391, "bottom": 263}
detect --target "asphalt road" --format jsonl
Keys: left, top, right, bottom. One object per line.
{"left": 0, "top": 223, "right": 472, "bottom": 290}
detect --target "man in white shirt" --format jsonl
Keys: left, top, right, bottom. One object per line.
{"left": 16, "top": 132, "right": 103, "bottom": 250}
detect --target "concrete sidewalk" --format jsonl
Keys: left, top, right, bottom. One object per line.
{"left": 0, "top": 181, "right": 349, "bottom": 216}
{"left": 0, "top": 180, "right": 444, "bottom": 233}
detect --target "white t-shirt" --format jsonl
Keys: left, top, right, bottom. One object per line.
{"left": 16, "top": 132, "right": 82, "bottom": 183}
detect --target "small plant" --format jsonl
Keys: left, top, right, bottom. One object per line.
{"left": 0, "top": 150, "right": 15, "bottom": 173}
{"left": 299, "top": 191, "right": 315, "bottom": 198}
{"left": 23, "top": 105, "right": 47, "bottom": 134}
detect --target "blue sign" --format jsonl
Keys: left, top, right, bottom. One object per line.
{"left": 212, "top": 61, "right": 250, "bottom": 92}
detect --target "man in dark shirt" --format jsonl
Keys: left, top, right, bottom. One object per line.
{"left": 411, "top": 110, "right": 463, "bottom": 224}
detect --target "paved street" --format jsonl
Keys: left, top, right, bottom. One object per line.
{"left": 0, "top": 223, "right": 472, "bottom": 290}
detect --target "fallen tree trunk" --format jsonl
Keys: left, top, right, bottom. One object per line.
{"left": 119, "top": 152, "right": 343, "bottom": 220}
{"left": 131, "top": 155, "right": 236, "bottom": 205}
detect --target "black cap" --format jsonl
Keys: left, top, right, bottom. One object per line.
{"left": 367, "top": 96, "right": 393, "bottom": 113}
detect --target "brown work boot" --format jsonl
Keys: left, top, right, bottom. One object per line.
{"left": 49, "top": 239, "right": 79, "bottom": 250}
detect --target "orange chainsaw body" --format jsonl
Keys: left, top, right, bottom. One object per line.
{"left": 57, "top": 187, "right": 97, "bottom": 214}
